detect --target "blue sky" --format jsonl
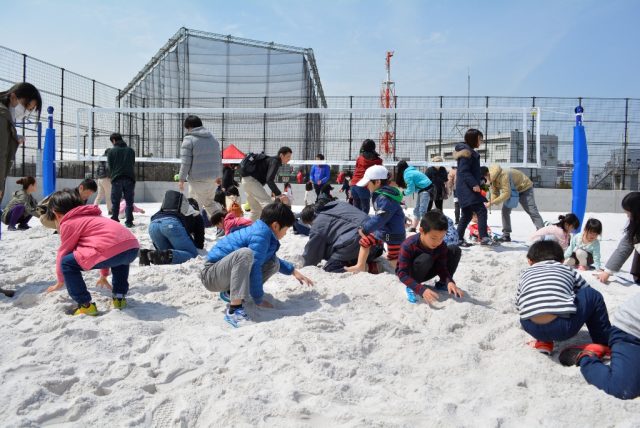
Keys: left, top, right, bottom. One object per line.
{"left": 3, "top": 0, "right": 639, "bottom": 97}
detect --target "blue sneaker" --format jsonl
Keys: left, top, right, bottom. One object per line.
{"left": 219, "top": 291, "right": 230, "bottom": 303}
{"left": 406, "top": 287, "right": 419, "bottom": 304}
{"left": 224, "top": 306, "right": 251, "bottom": 328}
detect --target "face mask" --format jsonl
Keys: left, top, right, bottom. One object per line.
{"left": 12, "top": 103, "right": 29, "bottom": 121}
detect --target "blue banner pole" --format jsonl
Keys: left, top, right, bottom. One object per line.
{"left": 572, "top": 106, "right": 588, "bottom": 232}
{"left": 42, "top": 106, "right": 56, "bottom": 197}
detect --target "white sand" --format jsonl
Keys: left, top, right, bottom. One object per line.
{"left": 0, "top": 204, "right": 638, "bottom": 427}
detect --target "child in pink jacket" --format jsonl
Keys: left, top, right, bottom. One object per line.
{"left": 530, "top": 213, "right": 580, "bottom": 250}
{"left": 45, "top": 190, "right": 140, "bottom": 315}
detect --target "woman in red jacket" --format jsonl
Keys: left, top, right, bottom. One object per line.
{"left": 350, "top": 139, "right": 383, "bottom": 213}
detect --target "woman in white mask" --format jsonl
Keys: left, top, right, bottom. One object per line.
{"left": 0, "top": 82, "right": 42, "bottom": 202}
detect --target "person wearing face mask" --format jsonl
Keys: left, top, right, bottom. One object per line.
{"left": 0, "top": 82, "right": 42, "bottom": 203}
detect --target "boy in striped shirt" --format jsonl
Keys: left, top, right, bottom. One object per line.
{"left": 396, "top": 210, "right": 464, "bottom": 304}
{"left": 516, "top": 240, "right": 611, "bottom": 355}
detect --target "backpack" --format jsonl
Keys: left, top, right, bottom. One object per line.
{"left": 239, "top": 152, "right": 268, "bottom": 177}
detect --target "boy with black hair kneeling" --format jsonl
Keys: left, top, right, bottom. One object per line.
{"left": 517, "top": 240, "right": 612, "bottom": 355}
{"left": 396, "top": 210, "right": 464, "bottom": 304}
{"left": 200, "top": 202, "right": 315, "bottom": 328}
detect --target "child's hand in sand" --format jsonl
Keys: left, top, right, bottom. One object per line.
{"left": 595, "top": 271, "right": 610, "bottom": 284}
{"left": 422, "top": 289, "right": 439, "bottom": 304}
{"left": 96, "top": 276, "right": 112, "bottom": 290}
{"left": 447, "top": 282, "right": 464, "bottom": 298}
{"left": 46, "top": 281, "right": 64, "bottom": 293}
{"left": 257, "top": 300, "right": 274, "bottom": 309}
{"left": 345, "top": 264, "right": 366, "bottom": 274}
{"left": 293, "top": 269, "right": 314, "bottom": 286}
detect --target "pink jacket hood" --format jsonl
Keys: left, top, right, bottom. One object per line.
{"left": 56, "top": 205, "right": 139, "bottom": 282}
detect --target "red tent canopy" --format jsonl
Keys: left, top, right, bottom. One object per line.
{"left": 222, "top": 144, "right": 245, "bottom": 160}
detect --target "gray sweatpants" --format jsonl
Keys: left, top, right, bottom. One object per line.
{"left": 200, "top": 248, "right": 280, "bottom": 302}
{"left": 501, "top": 187, "right": 545, "bottom": 236}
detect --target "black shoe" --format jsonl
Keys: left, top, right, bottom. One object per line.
{"left": 149, "top": 249, "right": 173, "bottom": 265}
{"left": 495, "top": 235, "right": 511, "bottom": 242}
{"left": 17, "top": 224, "right": 31, "bottom": 230}
{"left": 480, "top": 237, "right": 499, "bottom": 247}
{"left": 125, "top": 222, "right": 134, "bottom": 228}
{"left": 0, "top": 288, "right": 15, "bottom": 298}
{"left": 459, "top": 240, "right": 473, "bottom": 248}
{"left": 139, "top": 249, "right": 151, "bottom": 266}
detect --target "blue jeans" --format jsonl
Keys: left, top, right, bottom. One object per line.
{"left": 351, "top": 186, "right": 371, "bottom": 214}
{"left": 148, "top": 217, "right": 198, "bottom": 264}
{"left": 61, "top": 247, "right": 139, "bottom": 305}
{"left": 579, "top": 326, "right": 640, "bottom": 400}
{"left": 520, "top": 286, "right": 611, "bottom": 345}
{"left": 111, "top": 177, "right": 135, "bottom": 224}
{"left": 413, "top": 191, "right": 430, "bottom": 222}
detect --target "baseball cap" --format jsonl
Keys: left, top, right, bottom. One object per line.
{"left": 356, "top": 165, "right": 389, "bottom": 187}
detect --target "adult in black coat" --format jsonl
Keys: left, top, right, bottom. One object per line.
{"left": 426, "top": 156, "right": 448, "bottom": 211}
{"left": 303, "top": 200, "right": 382, "bottom": 272}
{"left": 453, "top": 129, "right": 493, "bottom": 246}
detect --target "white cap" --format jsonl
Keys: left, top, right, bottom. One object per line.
{"left": 356, "top": 165, "right": 389, "bottom": 187}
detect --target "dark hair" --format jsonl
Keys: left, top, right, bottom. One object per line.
{"left": 360, "top": 139, "right": 376, "bottom": 154}
{"left": 16, "top": 176, "right": 36, "bottom": 191}
{"left": 210, "top": 209, "right": 227, "bottom": 226}
{"left": 78, "top": 178, "right": 97, "bottom": 192}
{"left": 260, "top": 201, "right": 295, "bottom": 228}
{"left": 277, "top": 146, "right": 293, "bottom": 157}
{"left": 225, "top": 186, "right": 240, "bottom": 197}
{"left": 527, "top": 240, "right": 564, "bottom": 263}
{"left": 420, "top": 209, "right": 449, "bottom": 233}
{"left": 188, "top": 198, "right": 200, "bottom": 211}
{"left": 480, "top": 166, "right": 490, "bottom": 178}
{"left": 0, "top": 82, "right": 42, "bottom": 121}
{"left": 184, "top": 115, "right": 203, "bottom": 129}
{"left": 621, "top": 192, "right": 640, "bottom": 244}
{"left": 555, "top": 213, "right": 580, "bottom": 231}
{"left": 48, "top": 189, "right": 84, "bottom": 215}
{"left": 300, "top": 205, "right": 317, "bottom": 224}
{"left": 284, "top": 182, "right": 292, "bottom": 190}
{"left": 316, "top": 153, "right": 324, "bottom": 160}
{"left": 583, "top": 218, "right": 602, "bottom": 235}
{"left": 110, "top": 132, "right": 123, "bottom": 143}
{"left": 373, "top": 179, "right": 389, "bottom": 187}
{"left": 395, "top": 160, "right": 409, "bottom": 189}
{"left": 464, "top": 129, "right": 483, "bottom": 148}
{"left": 305, "top": 181, "right": 313, "bottom": 191}
{"left": 214, "top": 189, "right": 226, "bottom": 207}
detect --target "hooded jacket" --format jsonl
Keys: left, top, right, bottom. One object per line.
{"left": 303, "top": 200, "right": 369, "bottom": 267}
{"left": 56, "top": 205, "right": 140, "bottom": 283}
{"left": 0, "top": 103, "right": 20, "bottom": 196}
{"left": 362, "top": 185, "right": 406, "bottom": 244}
{"left": 178, "top": 126, "right": 222, "bottom": 182}
{"left": 612, "top": 292, "right": 640, "bottom": 339}
{"left": 453, "top": 143, "right": 485, "bottom": 208}
{"left": 206, "top": 219, "right": 294, "bottom": 304}
{"left": 487, "top": 165, "right": 534, "bottom": 206}
{"left": 1, "top": 189, "right": 40, "bottom": 223}
{"left": 402, "top": 166, "right": 432, "bottom": 196}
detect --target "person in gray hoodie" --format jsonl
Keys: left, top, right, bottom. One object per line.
{"left": 560, "top": 293, "right": 640, "bottom": 400}
{"left": 178, "top": 115, "right": 223, "bottom": 219}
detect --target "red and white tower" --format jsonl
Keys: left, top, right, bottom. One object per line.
{"left": 380, "top": 51, "right": 396, "bottom": 155}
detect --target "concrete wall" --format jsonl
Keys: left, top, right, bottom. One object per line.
{"left": 2, "top": 177, "right": 634, "bottom": 214}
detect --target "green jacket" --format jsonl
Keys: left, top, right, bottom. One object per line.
{"left": 1, "top": 189, "right": 40, "bottom": 224}
{"left": 107, "top": 141, "right": 136, "bottom": 182}
{"left": 0, "top": 103, "right": 20, "bottom": 197}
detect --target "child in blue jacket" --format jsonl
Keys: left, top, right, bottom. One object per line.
{"left": 346, "top": 165, "right": 406, "bottom": 273}
{"left": 310, "top": 153, "right": 331, "bottom": 197}
{"left": 396, "top": 161, "right": 432, "bottom": 232}
{"left": 200, "top": 202, "right": 315, "bottom": 327}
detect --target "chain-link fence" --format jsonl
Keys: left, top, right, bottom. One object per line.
{"left": 2, "top": 45, "right": 639, "bottom": 189}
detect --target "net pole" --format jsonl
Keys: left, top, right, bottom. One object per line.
{"left": 522, "top": 108, "right": 528, "bottom": 165}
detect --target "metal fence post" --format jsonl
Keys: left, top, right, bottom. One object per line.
{"left": 622, "top": 98, "right": 629, "bottom": 190}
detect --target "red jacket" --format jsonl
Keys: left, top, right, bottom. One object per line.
{"left": 56, "top": 205, "right": 139, "bottom": 282}
{"left": 296, "top": 171, "right": 303, "bottom": 184}
{"left": 223, "top": 212, "right": 253, "bottom": 236}
{"left": 351, "top": 154, "right": 383, "bottom": 184}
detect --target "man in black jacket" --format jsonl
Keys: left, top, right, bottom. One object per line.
{"left": 303, "top": 200, "right": 383, "bottom": 273}
{"left": 107, "top": 133, "right": 136, "bottom": 227}
{"left": 241, "top": 146, "right": 292, "bottom": 221}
